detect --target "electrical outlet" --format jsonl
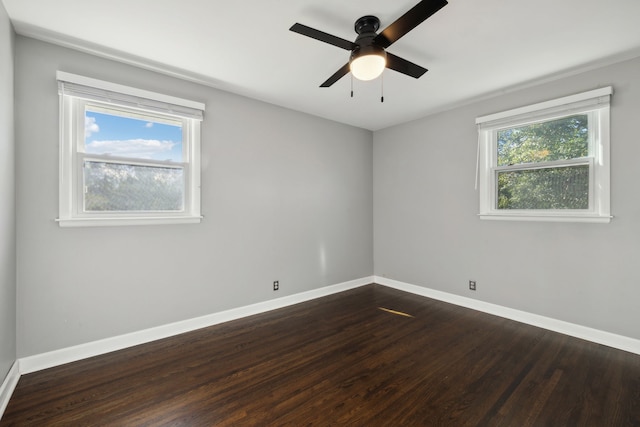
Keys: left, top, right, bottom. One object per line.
{"left": 273, "top": 281, "right": 279, "bottom": 291}
{"left": 469, "top": 280, "right": 476, "bottom": 291}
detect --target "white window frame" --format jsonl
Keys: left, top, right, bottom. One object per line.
{"left": 57, "top": 71, "right": 205, "bottom": 227}
{"left": 476, "top": 87, "right": 612, "bottom": 223}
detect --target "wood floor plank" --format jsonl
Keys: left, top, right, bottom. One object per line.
{"left": 2, "top": 284, "right": 639, "bottom": 426}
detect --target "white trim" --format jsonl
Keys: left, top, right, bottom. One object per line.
{"left": 478, "top": 213, "right": 612, "bottom": 223}
{"left": 0, "top": 361, "right": 20, "bottom": 420}
{"left": 56, "top": 216, "right": 203, "bottom": 227}
{"left": 374, "top": 276, "right": 640, "bottom": 356}
{"left": 18, "top": 276, "right": 373, "bottom": 374}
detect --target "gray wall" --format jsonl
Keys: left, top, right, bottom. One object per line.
{"left": 15, "top": 36, "right": 373, "bottom": 357}
{"left": 374, "top": 56, "right": 640, "bottom": 340}
{"left": 0, "top": 3, "right": 16, "bottom": 381}
{"left": 14, "top": 30, "right": 638, "bottom": 360}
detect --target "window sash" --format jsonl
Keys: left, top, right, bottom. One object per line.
{"left": 493, "top": 159, "right": 594, "bottom": 211}
{"left": 495, "top": 113, "right": 591, "bottom": 168}
{"left": 76, "top": 158, "right": 191, "bottom": 216}
{"left": 80, "top": 153, "right": 187, "bottom": 169}
{"left": 78, "top": 99, "right": 190, "bottom": 163}
{"left": 80, "top": 159, "right": 187, "bottom": 214}
{"left": 494, "top": 157, "right": 591, "bottom": 173}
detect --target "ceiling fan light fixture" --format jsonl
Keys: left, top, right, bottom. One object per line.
{"left": 290, "top": 0, "right": 448, "bottom": 87}
{"left": 350, "top": 45, "right": 387, "bottom": 81}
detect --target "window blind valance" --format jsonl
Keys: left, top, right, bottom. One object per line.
{"left": 476, "top": 86, "right": 612, "bottom": 130}
{"left": 57, "top": 71, "right": 204, "bottom": 121}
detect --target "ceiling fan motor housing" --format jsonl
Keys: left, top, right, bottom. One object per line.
{"left": 350, "top": 15, "right": 387, "bottom": 66}
{"left": 354, "top": 15, "right": 380, "bottom": 35}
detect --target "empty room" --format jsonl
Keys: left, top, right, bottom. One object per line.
{"left": 1, "top": 0, "right": 639, "bottom": 425}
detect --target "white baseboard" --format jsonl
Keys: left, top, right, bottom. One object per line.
{"left": 6, "top": 275, "right": 640, "bottom": 418}
{"left": 15, "top": 274, "right": 640, "bottom": 378}
{"left": 0, "top": 361, "right": 20, "bottom": 420}
{"left": 19, "top": 276, "right": 373, "bottom": 375}
{"left": 375, "top": 276, "right": 640, "bottom": 356}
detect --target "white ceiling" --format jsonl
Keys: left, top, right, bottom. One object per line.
{"left": 3, "top": 0, "right": 640, "bottom": 131}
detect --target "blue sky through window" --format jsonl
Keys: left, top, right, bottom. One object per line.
{"left": 85, "top": 109, "right": 183, "bottom": 162}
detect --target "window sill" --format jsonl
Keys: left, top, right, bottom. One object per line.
{"left": 56, "top": 216, "right": 203, "bottom": 227}
{"left": 479, "top": 213, "right": 612, "bottom": 223}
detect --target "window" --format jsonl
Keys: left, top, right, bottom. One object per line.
{"left": 57, "top": 72, "right": 205, "bottom": 227}
{"left": 476, "top": 87, "right": 612, "bottom": 223}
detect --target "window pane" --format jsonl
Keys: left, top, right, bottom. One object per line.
{"left": 84, "top": 161, "right": 184, "bottom": 212}
{"left": 497, "top": 114, "right": 589, "bottom": 166}
{"left": 85, "top": 107, "right": 183, "bottom": 162}
{"left": 497, "top": 165, "right": 589, "bottom": 210}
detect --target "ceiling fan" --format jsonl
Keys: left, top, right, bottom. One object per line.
{"left": 290, "top": 0, "right": 448, "bottom": 88}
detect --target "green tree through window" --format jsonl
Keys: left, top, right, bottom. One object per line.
{"left": 496, "top": 115, "right": 590, "bottom": 210}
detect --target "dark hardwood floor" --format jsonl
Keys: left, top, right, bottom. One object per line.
{"left": 2, "top": 284, "right": 640, "bottom": 426}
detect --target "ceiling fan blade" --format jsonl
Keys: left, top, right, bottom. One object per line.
{"left": 385, "top": 53, "right": 428, "bottom": 79}
{"left": 374, "top": 0, "right": 448, "bottom": 49}
{"left": 290, "top": 23, "right": 357, "bottom": 51}
{"left": 320, "top": 63, "right": 351, "bottom": 87}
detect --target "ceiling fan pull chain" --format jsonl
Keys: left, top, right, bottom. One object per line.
{"left": 381, "top": 72, "right": 384, "bottom": 103}
{"left": 351, "top": 73, "right": 354, "bottom": 98}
